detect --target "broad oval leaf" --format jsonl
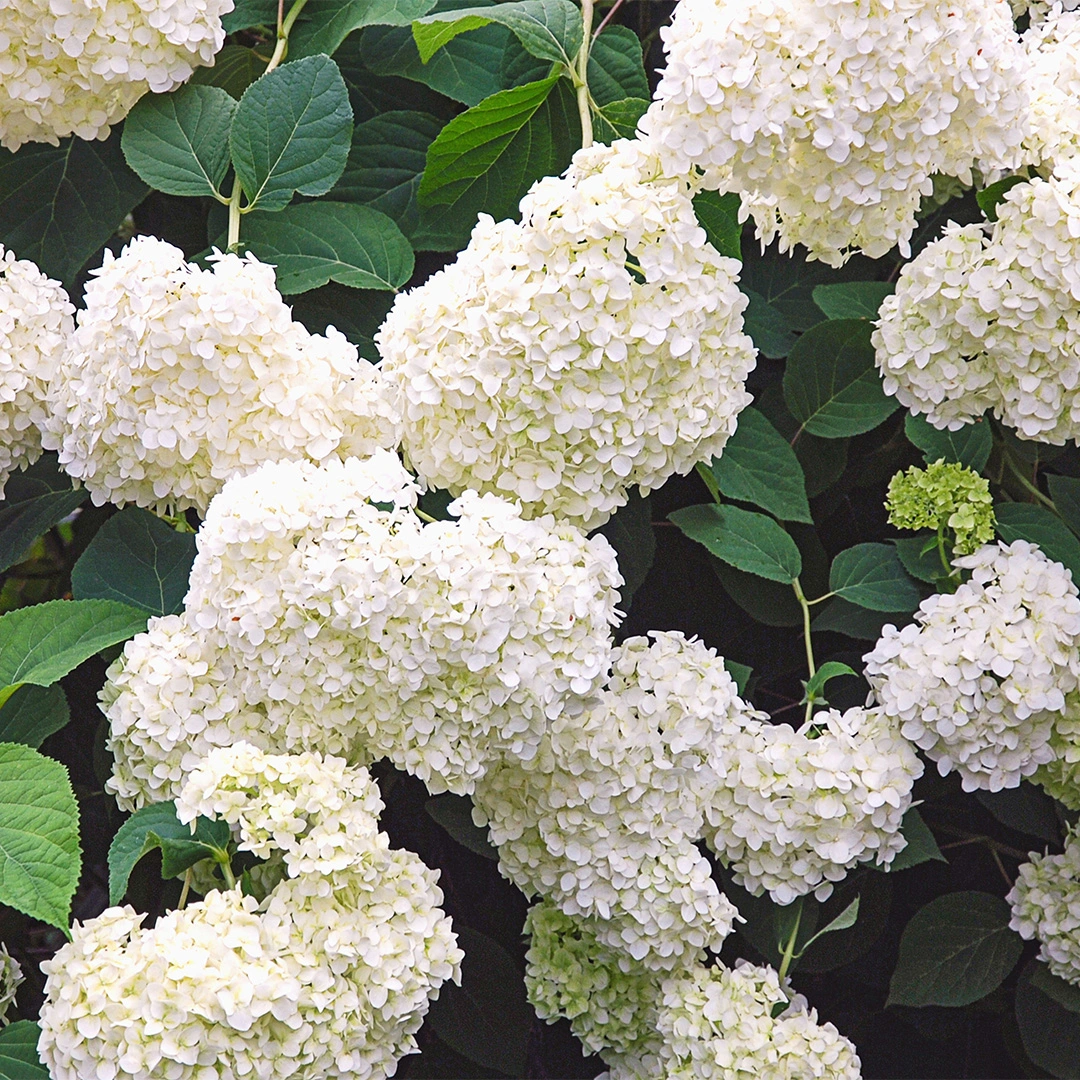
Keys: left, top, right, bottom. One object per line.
{"left": 425, "top": 794, "right": 498, "bottom": 860}
{"left": 231, "top": 54, "right": 353, "bottom": 213}
{"left": 1048, "top": 473, "right": 1080, "bottom": 539}
{"left": 887, "top": 891, "right": 1022, "bottom": 1008}
{"left": 121, "top": 84, "right": 237, "bottom": 199}
{"left": 0, "top": 1021, "right": 49, "bottom": 1080}
{"left": 995, "top": 502, "right": 1080, "bottom": 582}
{"left": 811, "top": 597, "right": 911, "bottom": 642}
{"left": 710, "top": 407, "right": 812, "bottom": 523}
{"left": 977, "top": 176, "right": 1028, "bottom": 222}
{"left": 1016, "top": 960, "right": 1080, "bottom": 1079}
{"left": 888, "top": 808, "right": 946, "bottom": 872}
{"left": 784, "top": 318, "right": 899, "bottom": 438}
{"left": 812, "top": 281, "right": 893, "bottom": 321}
{"left": 693, "top": 190, "right": 742, "bottom": 262}
{"left": 71, "top": 506, "right": 197, "bottom": 617}
{"left": 587, "top": 25, "right": 649, "bottom": 105}
{"left": 0, "top": 486, "right": 86, "bottom": 576}
{"left": 669, "top": 503, "right": 802, "bottom": 584}
{"left": 189, "top": 44, "right": 268, "bottom": 98}
{"left": 0, "top": 742, "right": 81, "bottom": 930}
{"left": 290, "top": 0, "right": 438, "bottom": 58}
{"left": 894, "top": 534, "right": 946, "bottom": 584}
{"left": 975, "top": 783, "right": 1060, "bottom": 844}
{"left": 240, "top": 201, "right": 414, "bottom": 293}
{"left": 0, "top": 683, "right": 69, "bottom": 749}
{"left": 829, "top": 543, "right": 921, "bottom": 613}
{"left": 904, "top": 413, "right": 993, "bottom": 473}
{"left": 595, "top": 489, "right": 655, "bottom": 609}
{"left": 742, "top": 288, "right": 797, "bottom": 359}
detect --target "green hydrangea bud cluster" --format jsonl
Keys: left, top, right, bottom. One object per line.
{"left": 885, "top": 459, "right": 995, "bottom": 556}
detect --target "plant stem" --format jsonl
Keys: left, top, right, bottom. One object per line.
{"left": 792, "top": 578, "right": 816, "bottom": 725}
{"left": 592, "top": 0, "right": 626, "bottom": 39}
{"left": 695, "top": 460, "right": 721, "bottom": 504}
{"left": 178, "top": 868, "right": 192, "bottom": 910}
{"left": 574, "top": 0, "right": 595, "bottom": 148}
{"left": 415, "top": 508, "right": 437, "bottom": 524}
{"left": 218, "top": 858, "right": 238, "bottom": 890}
{"left": 227, "top": 173, "right": 244, "bottom": 249}
{"left": 777, "top": 899, "right": 803, "bottom": 982}
{"left": 1001, "top": 451, "right": 1057, "bottom": 511}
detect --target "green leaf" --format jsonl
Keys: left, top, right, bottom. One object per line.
{"left": 904, "top": 413, "right": 993, "bottom": 473}
{"left": 669, "top": 504, "right": 801, "bottom": 584}
{"left": 784, "top": 319, "right": 899, "bottom": 438}
{"left": 829, "top": 543, "right": 921, "bottom": 612}
{"left": 592, "top": 97, "right": 649, "bottom": 144}
{"left": 0, "top": 1020, "right": 49, "bottom": 1079}
{"left": 425, "top": 794, "right": 498, "bottom": 860}
{"left": 713, "top": 558, "right": 802, "bottom": 627}
{"left": 693, "top": 191, "right": 742, "bottom": 262}
{"left": 426, "top": 926, "right": 531, "bottom": 1074}
{"left": 894, "top": 534, "right": 945, "bottom": 584}
{"left": 1048, "top": 474, "right": 1080, "bottom": 539}
{"left": 742, "top": 288, "right": 797, "bottom": 359}
{"left": 799, "top": 872, "right": 893, "bottom": 975}
{"left": 975, "top": 783, "right": 1060, "bottom": 843}
{"left": 710, "top": 407, "right": 812, "bottom": 523}
{"left": 0, "top": 487, "right": 87, "bottom": 575}
{"left": 189, "top": 45, "right": 268, "bottom": 99}
{"left": 289, "top": 283, "right": 396, "bottom": 363}
{"left": 811, "top": 598, "right": 910, "bottom": 641}
{"left": 1031, "top": 963, "right": 1080, "bottom": 1015}
{"left": 413, "top": 0, "right": 582, "bottom": 66}
{"left": 239, "top": 202, "right": 414, "bottom": 293}
{"left": 222, "top": 0, "right": 275, "bottom": 31}
{"left": 595, "top": 490, "right": 655, "bottom": 609}
{"left": 889, "top": 808, "right": 947, "bottom": 872}
{"left": 71, "top": 507, "right": 196, "bottom": 617}
{"left": 1016, "top": 960, "right": 1080, "bottom": 1078}
{"left": 289, "top": 0, "right": 438, "bottom": 58}
{"left": 109, "top": 801, "right": 230, "bottom": 905}
{"left": 231, "top": 54, "right": 353, "bottom": 212}
{"left": 977, "top": 176, "right": 1028, "bottom": 222}
{"left": 0, "top": 600, "right": 149, "bottom": 704}
{"left": 887, "top": 891, "right": 1022, "bottom": 1008}
{"left": 417, "top": 76, "right": 580, "bottom": 233}
{"left": 812, "top": 282, "right": 893, "bottom": 321}
{"left": 121, "top": 84, "right": 237, "bottom": 199}
{"left": 804, "top": 661, "right": 858, "bottom": 704}
{"left": 995, "top": 502, "right": 1080, "bottom": 582}
{"left": 0, "top": 684, "right": 69, "bottom": 749}
{"left": 587, "top": 25, "right": 649, "bottom": 105}
{"left": 0, "top": 130, "right": 148, "bottom": 287}
{"left": 0, "top": 742, "right": 80, "bottom": 930}
{"left": 726, "top": 660, "right": 752, "bottom": 696}
{"left": 799, "top": 896, "right": 860, "bottom": 953}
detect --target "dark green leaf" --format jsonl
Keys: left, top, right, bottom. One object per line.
{"left": 190, "top": 45, "right": 268, "bottom": 98}
{"left": 895, "top": 534, "right": 946, "bottom": 584}
{"left": 0, "top": 1021, "right": 49, "bottom": 1080}
{"left": 829, "top": 543, "right": 921, "bottom": 612}
{"left": 595, "top": 490, "right": 654, "bottom": 609}
{"left": 4, "top": 454, "right": 73, "bottom": 499}
{"left": 1048, "top": 474, "right": 1080, "bottom": 538}
{"left": 289, "top": 283, "right": 395, "bottom": 363}
{"left": 426, "top": 926, "right": 531, "bottom": 1074}
{"left": 784, "top": 319, "right": 899, "bottom": 438}
{"left": 889, "top": 808, "right": 947, "bottom": 872}
{"left": 713, "top": 557, "right": 802, "bottom": 627}
{"left": 71, "top": 507, "right": 196, "bottom": 617}
{"left": 121, "top": 84, "right": 237, "bottom": 198}
{"left": 811, "top": 597, "right": 911, "bottom": 641}
{"left": 726, "top": 660, "right": 752, "bottom": 696}
{"left": 592, "top": 97, "right": 649, "bottom": 144}
{"left": 290, "top": 0, "right": 438, "bottom": 58}
{"left": 977, "top": 176, "right": 1028, "bottom": 222}
{"left": 231, "top": 54, "right": 353, "bottom": 212}
{"left": 1031, "top": 963, "right": 1080, "bottom": 1015}
{"left": 222, "top": 0, "right": 275, "bottom": 30}
{"left": 710, "top": 407, "right": 811, "bottom": 523}
{"left": 412, "top": 0, "right": 582, "bottom": 66}
{"left": 425, "top": 794, "right": 497, "bottom": 859}
{"left": 888, "top": 892, "right": 1021, "bottom": 1007}
{"left": 804, "top": 661, "right": 858, "bottom": 703}
{"left": 812, "top": 282, "right": 893, "bottom": 321}
{"left": 799, "top": 872, "right": 893, "bottom": 974}
{"left": 0, "top": 130, "right": 148, "bottom": 286}
{"left": 0, "top": 487, "right": 86, "bottom": 575}
{"left": 1016, "top": 960, "right": 1080, "bottom": 1078}
{"left": 669, "top": 504, "right": 801, "bottom": 584}
{"left": 108, "top": 801, "right": 230, "bottom": 905}
{"left": 0, "top": 684, "right": 69, "bottom": 749}
{"left": 587, "top": 25, "right": 649, "bottom": 105}
{"left": 975, "top": 783, "right": 1060, "bottom": 843}
{"left": 693, "top": 191, "right": 742, "bottom": 262}
{"left": 904, "top": 413, "right": 993, "bottom": 473}
{"left": 742, "top": 288, "right": 797, "bottom": 359}
{"left": 418, "top": 76, "right": 579, "bottom": 234}
{"left": 800, "top": 896, "right": 860, "bottom": 952}
{"left": 239, "top": 201, "right": 414, "bottom": 293}
{"left": 995, "top": 502, "right": 1080, "bottom": 582}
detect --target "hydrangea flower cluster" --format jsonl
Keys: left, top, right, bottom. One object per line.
{"left": 1034, "top": 696, "right": 1080, "bottom": 809}
{"left": 1023, "top": 6, "right": 1080, "bottom": 171}
{"left": 874, "top": 169, "right": 1080, "bottom": 443}
{"left": 38, "top": 744, "right": 463, "bottom": 1080}
{"left": 864, "top": 540, "right": 1080, "bottom": 791}
{"left": 472, "top": 632, "right": 750, "bottom": 967}
{"left": 706, "top": 706, "right": 922, "bottom": 904}
{"left": 0, "top": 944, "right": 23, "bottom": 1026}
{"left": 885, "top": 460, "right": 996, "bottom": 556}
{"left": 104, "top": 451, "right": 621, "bottom": 807}
{"left": 43, "top": 237, "right": 399, "bottom": 515}
{"left": 640, "top": 0, "right": 1027, "bottom": 265}
{"left": 0, "top": 246, "right": 73, "bottom": 495}
{"left": 1007, "top": 829, "right": 1080, "bottom": 986}
{"left": 0, "top": 0, "right": 231, "bottom": 150}
{"left": 377, "top": 137, "right": 757, "bottom": 530}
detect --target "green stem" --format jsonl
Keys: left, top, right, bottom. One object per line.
{"left": 218, "top": 857, "right": 238, "bottom": 890}
{"left": 777, "top": 899, "right": 804, "bottom": 982}
{"left": 695, "top": 460, "right": 721, "bottom": 504}
{"left": 178, "top": 868, "right": 192, "bottom": 910}
{"left": 415, "top": 508, "right": 437, "bottom": 524}
{"left": 227, "top": 173, "right": 244, "bottom": 250}
{"left": 936, "top": 526, "right": 951, "bottom": 577}
{"left": 573, "top": 0, "right": 595, "bottom": 148}
{"left": 1001, "top": 451, "right": 1057, "bottom": 512}
{"left": 792, "top": 578, "right": 816, "bottom": 725}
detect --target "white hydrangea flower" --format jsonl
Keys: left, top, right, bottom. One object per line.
{"left": 874, "top": 169, "right": 1080, "bottom": 443}
{"left": 0, "top": 246, "right": 73, "bottom": 495}
{"left": 865, "top": 540, "right": 1080, "bottom": 791}
{"left": 1034, "top": 695, "right": 1080, "bottom": 809}
{"left": 641, "top": 0, "right": 1028, "bottom": 266}
{"left": 473, "top": 632, "right": 751, "bottom": 968}
{"left": 43, "top": 237, "right": 399, "bottom": 515}
{"left": 1008, "top": 829, "right": 1080, "bottom": 986}
{"left": 706, "top": 706, "right": 923, "bottom": 904}
{"left": 1023, "top": 6, "right": 1080, "bottom": 171}
{"left": 39, "top": 746, "right": 463, "bottom": 1080}
{"left": 650, "top": 962, "right": 862, "bottom": 1080}
{"left": 377, "top": 137, "right": 756, "bottom": 530}
{"left": 0, "top": 944, "right": 22, "bottom": 1025}
{"left": 0, "top": 0, "right": 230, "bottom": 150}
{"left": 104, "top": 452, "right": 621, "bottom": 806}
